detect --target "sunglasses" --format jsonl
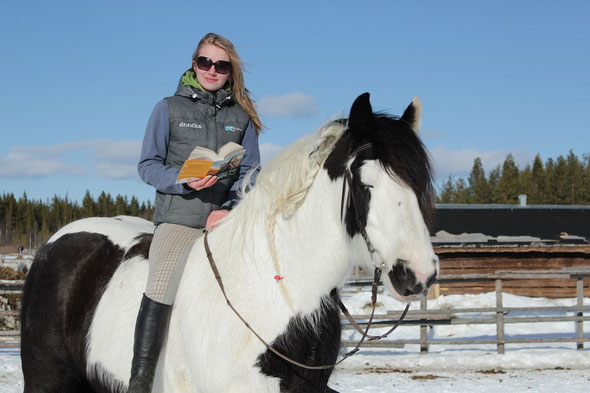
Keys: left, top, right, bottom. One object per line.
{"left": 195, "top": 56, "right": 232, "bottom": 75}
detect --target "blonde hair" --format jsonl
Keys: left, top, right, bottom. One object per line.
{"left": 193, "top": 33, "right": 264, "bottom": 135}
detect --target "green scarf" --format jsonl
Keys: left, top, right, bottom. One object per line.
{"left": 181, "top": 70, "right": 204, "bottom": 91}
{"left": 181, "top": 70, "right": 232, "bottom": 92}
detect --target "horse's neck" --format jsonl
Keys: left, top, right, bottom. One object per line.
{"left": 209, "top": 171, "right": 351, "bottom": 315}
{"left": 266, "top": 171, "right": 351, "bottom": 313}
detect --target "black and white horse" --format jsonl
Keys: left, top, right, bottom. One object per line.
{"left": 20, "top": 93, "right": 438, "bottom": 393}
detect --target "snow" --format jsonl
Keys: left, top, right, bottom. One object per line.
{"left": 2, "top": 291, "right": 589, "bottom": 392}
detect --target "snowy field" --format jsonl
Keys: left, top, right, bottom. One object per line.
{"left": 2, "top": 291, "right": 589, "bottom": 392}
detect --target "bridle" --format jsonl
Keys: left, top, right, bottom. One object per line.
{"left": 338, "top": 143, "right": 411, "bottom": 341}
{"left": 203, "top": 142, "right": 410, "bottom": 370}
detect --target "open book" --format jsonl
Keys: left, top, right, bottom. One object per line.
{"left": 176, "top": 142, "right": 245, "bottom": 184}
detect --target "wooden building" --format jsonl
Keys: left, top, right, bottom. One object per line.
{"left": 431, "top": 203, "right": 590, "bottom": 298}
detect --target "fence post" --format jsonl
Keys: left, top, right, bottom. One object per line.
{"left": 420, "top": 297, "right": 428, "bottom": 353}
{"left": 576, "top": 276, "right": 584, "bottom": 350}
{"left": 495, "top": 279, "right": 505, "bottom": 354}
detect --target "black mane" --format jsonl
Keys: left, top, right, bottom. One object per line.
{"left": 371, "top": 113, "right": 435, "bottom": 227}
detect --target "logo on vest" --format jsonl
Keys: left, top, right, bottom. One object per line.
{"left": 224, "top": 125, "right": 242, "bottom": 132}
{"left": 178, "top": 121, "right": 203, "bottom": 129}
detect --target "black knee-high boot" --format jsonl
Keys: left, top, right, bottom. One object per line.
{"left": 128, "top": 294, "right": 172, "bottom": 393}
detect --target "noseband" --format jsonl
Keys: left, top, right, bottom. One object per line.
{"left": 203, "top": 142, "right": 410, "bottom": 370}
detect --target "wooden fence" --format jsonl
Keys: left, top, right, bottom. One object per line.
{"left": 2, "top": 270, "right": 589, "bottom": 353}
{"left": 342, "top": 268, "right": 590, "bottom": 353}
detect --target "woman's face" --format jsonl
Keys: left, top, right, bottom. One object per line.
{"left": 193, "top": 43, "right": 232, "bottom": 92}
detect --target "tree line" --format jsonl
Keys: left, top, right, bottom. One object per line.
{"left": 438, "top": 151, "right": 590, "bottom": 205}
{"left": 0, "top": 191, "right": 155, "bottom": 249}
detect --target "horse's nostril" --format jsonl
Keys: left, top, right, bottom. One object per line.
{"left": 405, "top": 282, "right": 425, "bottom": 297}
{"left": 389, "top": 261, "right": 437, "bottom": 298}
{"left": 426, "top": 272, "right": 438, "bottom": 288}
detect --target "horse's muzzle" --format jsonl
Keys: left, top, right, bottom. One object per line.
{"left": 388, "top": 259, "right": 438, "bottom": 300}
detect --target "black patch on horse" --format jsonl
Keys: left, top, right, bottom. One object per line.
{"left": 257, "top": 289, "right": 342, "bottom": 393}
{"left": 124, "top": 232, "right": 153, "bottom": 261}
{"left": 20, "top": 231, "right": 146, "bottom": 392}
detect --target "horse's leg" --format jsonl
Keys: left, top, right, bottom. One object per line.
{"left": 21, "top": 339, "right": 92, "bottom": 393}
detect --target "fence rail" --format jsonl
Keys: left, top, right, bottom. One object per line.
{"left": 342, "top": 268, "right": 589, "bottom": 353}
{"left": 1, "top": 270, "right": 589, "bottom": 353}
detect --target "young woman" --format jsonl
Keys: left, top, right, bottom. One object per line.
{"left": 131, "top": 33, "right": 263, "bottom": 392}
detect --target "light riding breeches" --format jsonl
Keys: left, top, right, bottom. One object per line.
{"left": 145, "top": 223, "right": 204, "bottom": 305}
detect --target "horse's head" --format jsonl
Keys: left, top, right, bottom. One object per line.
{"left": 324, "top": 93, "right": 438, "bottom": 302}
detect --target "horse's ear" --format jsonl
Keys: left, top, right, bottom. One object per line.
{"left": 400, "top": 97, "right": 422, "bottom": 133}
{"left": 348, "top": 93, "right": 373, "bottom": 137}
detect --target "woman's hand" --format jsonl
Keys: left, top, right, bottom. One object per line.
{"left": 206, "top": 209, "right": 230, "bottom": 230}
{"left": 187, "top": 175, "right": 218, "bottom": 191}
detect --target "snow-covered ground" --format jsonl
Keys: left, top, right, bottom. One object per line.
{"left": 2, "top": 291, "right": 589, "bottom": 392}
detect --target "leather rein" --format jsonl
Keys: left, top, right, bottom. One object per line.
{"left": 203, "top": 142, "right": 410, "bottom": 370}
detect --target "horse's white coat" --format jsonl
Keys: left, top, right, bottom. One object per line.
{"left": 82, "top": 121, "right": 437, "bottom": 392}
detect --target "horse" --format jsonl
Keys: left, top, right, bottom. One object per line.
{"left": 20, "top": 93, "right": 439, "bottom": 393}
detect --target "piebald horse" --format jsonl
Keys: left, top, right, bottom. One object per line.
{"left": 20, "top": 93, "right": 438, "bottom": 393}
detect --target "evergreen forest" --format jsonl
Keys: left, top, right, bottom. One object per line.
{"left": 437, "top": 151, "right": 590, "bottom": 205}
{"left": 0, "top": 191, "right": 154, "bottom": 249}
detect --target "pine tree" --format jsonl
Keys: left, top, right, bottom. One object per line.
{"left": 468, "top": 157, "right": 492, "bottom": 203}
{"left": 438, "top": 176, "right": 456, "bottom": 203}
{"left": 454, "top": 178, "right": 470, "bottom": 203}
{"left": 583, "top": 154, "right": 590, "bottom": 204}
{"left": 82, "top": 190, "right": 96, "bottom": 217}
{"left": 566, "top": 150, "right": 584, "bottom": 204}
{"left": 488, "top": 165, "right": 501, "bottom": 203}
{"left": 497, "top": 154, "right": 520, "bottom": 203}
{"left": 530, "top": 154, "right": 546, "bottom": 204}
{"left": 115, "top": 195, "right": 128, "bottom": 216}
{"left": 129, "top": 196, "right": 140, "bottom": 216}
{"left": 519, "top": 165, "right": 533, "bottom": 204}
{"left": 553, "top": 156, "right": 569, "bottom": 203}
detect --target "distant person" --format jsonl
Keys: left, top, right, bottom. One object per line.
{"left": 133, "top": 32, "right": 262, "bottom": 392}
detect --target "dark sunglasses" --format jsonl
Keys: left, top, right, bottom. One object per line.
{"left": 195, "top": 56, "right": 232, "bottom": 75}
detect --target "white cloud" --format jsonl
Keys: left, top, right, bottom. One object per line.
{"left": 257, "top": 92, "right": 319, "bottom": 118}
{"left": 259, "top": 142, "right": 283, "bottom": 165}
{"left": 429, "top": 145, "right": 535, "bottom": 183}
{"left": 0, "top": 140, "right": 141, "bottom": 179}
{"left": 421, "top": 129, "right": 443, "bottom": 140}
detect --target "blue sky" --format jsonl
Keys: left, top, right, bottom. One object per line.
{"left": 1, "top": 1, "right": 589, "bottom": 203}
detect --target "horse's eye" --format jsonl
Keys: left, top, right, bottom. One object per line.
{"left": 360, "top": 182, "right": 374, "bottom": 189}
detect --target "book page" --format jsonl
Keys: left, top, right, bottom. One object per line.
{"left": 188, "top": 146, "right": 218, "bottom": 161}
{"left": 217, "top": 142, "right": 243, "bottom": 159}
{"left": 209, "top": 149, "right": 245, "bottom": 180}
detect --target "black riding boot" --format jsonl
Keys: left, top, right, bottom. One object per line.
{"left": 128, "top": 294, "right": 172, "bottom": 393}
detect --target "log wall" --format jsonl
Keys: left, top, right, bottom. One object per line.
{"left": 436, "top": 245, "right": 590, "bottom": 297}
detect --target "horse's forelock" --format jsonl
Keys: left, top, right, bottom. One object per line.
{"left": 370, "top": 114, "right": 435, "bottom": 227}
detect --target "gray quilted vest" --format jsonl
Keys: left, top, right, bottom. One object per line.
{"left": 153, "top": 77, "right": 249, "bottom": 228}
